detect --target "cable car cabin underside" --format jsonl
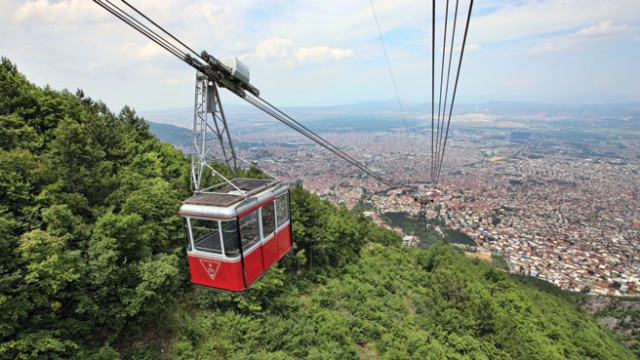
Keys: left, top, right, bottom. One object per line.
{"left": 179, "top": 179, "right": 292, "bottom": 292}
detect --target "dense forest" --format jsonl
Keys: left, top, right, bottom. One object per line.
{"left": 0, "top": 58, "right": 636, "bottom": 359}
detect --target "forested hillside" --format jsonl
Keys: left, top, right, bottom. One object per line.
{"left": 0, "top": 58, "right": 636, "bottom": 359}
{"left": 163, "top": 244, "right": 636, "bottom": 360}
{"left": 0, "top": 57, "right": 191, "bottom": 358}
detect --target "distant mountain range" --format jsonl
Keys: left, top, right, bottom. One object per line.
{"left": 147, "top": 121, "right": 191, "bottom": 152}
{"left": 141, "top": 101, "right": 640, "bottom": 128}
{"left": 144, "top": 101, "right": 640, "bottom": 150}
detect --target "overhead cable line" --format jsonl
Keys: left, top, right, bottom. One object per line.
{"left": 436, "top": 0, "right": 460, "bottom": 183}
{"left": 433, "top": 0, "right": 450, "bottom": 187}
{"left": 430, "top": 0, "right": 436, "bottom": 184}
{"left": 94, "top": 0, "right": 392, "bottom": 186}
{"left": 369, "top": 0, "right": 415, "bottom": 157}
{"left": 435, "top": 0, "right": 474, "bottom": 186}
{"left": 245, "top": 94, "right": 393, "bottom": 186}
{"left": 120, "top": 0, "right": 202, "bottom": 60}
{"left": 95, "top": 0, "right": 189, "bottom": 63}
{"left": 430, "top": 0, "right": 475, "bottom": 187}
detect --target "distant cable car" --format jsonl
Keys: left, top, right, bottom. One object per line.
{"left": 179, "top": 179, "right": 292, "bottom": 292}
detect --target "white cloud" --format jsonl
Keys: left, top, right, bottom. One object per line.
{"left": 243, "top": 38, "right": 353, "bottom": 66}
{"left": 526, "top": 43, "right": 561, "bottom": 54}
{"left": 186, "top": 3, "right": 226, "bottom": 24}
{"left": 1, "top": 0, "right": 638, "bottom": 109}
{"left": 120, "top": 41, "right": 165, "bottom": 60}
{"left": 503, "top": 78, "right": 532, "bottom": 88}
{"left": 253, "top": 37, "right": 292, "bottom": 59}
{"left": 184, "top": 2, "right": 237, "bottom": 39}
{"left": 293, "top": 46, "right": 354, "bottom": 63}
{"left": 526, "top": 20, "right": 633, "bottom": 54}
{"left": 574, "top": 20, "right": 630, "bottom": 38}
{"left": 464, "top": 44, "right": 481, "bottom": 52}
{"left": 13, "top": 0, "right": 103, "bottom": 25}
{"left": 441, "top": 43, "right": 481, "bottom": 53}
{"left": 471, "top": 0, "right": 639, "bottom": 43}
{"left": 245, "top": 0, "right": 430, "bottom": 51}
{"left": 162, "top": 77, "right": 186, "bottom": 85}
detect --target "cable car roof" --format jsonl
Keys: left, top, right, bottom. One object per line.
{"left": 180, "top": 178, "right": 288, "bottom": 218}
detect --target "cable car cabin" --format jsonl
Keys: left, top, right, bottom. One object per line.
{"left": 179, "top": 179, "right": 292, "bottom": 292}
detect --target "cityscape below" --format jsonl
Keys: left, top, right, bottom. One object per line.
{"left": 145, "top": 101, "right": 640, "bottom": 297}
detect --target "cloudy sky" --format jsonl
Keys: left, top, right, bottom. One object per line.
{"left": 1, "top": 0, "right": 639, "bottom": 112}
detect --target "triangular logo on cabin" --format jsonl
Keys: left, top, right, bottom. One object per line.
{"left": 199, "top": 259, "right": 221, "bottom": 280}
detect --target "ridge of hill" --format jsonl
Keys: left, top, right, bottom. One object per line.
{"left": 146, "top": 121, "right": 191, "bottom": 153}
{"left": 0, "top": 57, "right": 636, "bottom": 359}
{"left": 153, "top": 239, "right": 636, "bottom": 359}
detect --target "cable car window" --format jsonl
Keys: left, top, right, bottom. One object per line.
{"left": 183, "top": 218, "right": 192, "bottom": 251}
{"left": 221, "top": 220, "right": 239, "bottom": 257}
{"left": 239, "top": 211, "right": 260, "bottom": 250}
{"left": 261, "top": 201, "right": 276, "bottom": 238}
{"left": 190, "top": 218, "right": 222, "bottom": 254}
{"left": 275, "top": 192, "right": 290, "bottom": 228}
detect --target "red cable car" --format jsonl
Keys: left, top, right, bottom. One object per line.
{"left": 95, "top": 2, "right": 400, "bottom": 293}
{"left": 179, "top": 179, "right": 292, "bottom": 292}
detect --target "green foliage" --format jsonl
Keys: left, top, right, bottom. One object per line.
{"left": 577, "top": 297, "right": 640, "bottom": 357}
{"left": 166, "top": 243, "right": 634, "bottom": 359}
{"left": 351, "top": 193, "right": 374, "bottom": 214}
{"left": 443, "top": 228, "right": 477, "bottom": 246}
{"left": 290, "top": 183, "right": 401, "bottom": 273}
{"left": 380, "top": 211, "right": 416, "bottom": 233}
{"left": 491, "top": 254, "right": 510, "bottom": 271}
{"left": 0, "top": 58, "right": 190, "bottom": 358}
{"left": 0, "top": 57, "right": 634, "bottom": 359}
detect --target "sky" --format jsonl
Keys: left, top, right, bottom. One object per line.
{"left": 1, "top": 0, "right": 639, "bottom": 113}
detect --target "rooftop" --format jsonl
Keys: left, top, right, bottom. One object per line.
{"left": 183, "top": 178, "right": 279, "bottom": 207}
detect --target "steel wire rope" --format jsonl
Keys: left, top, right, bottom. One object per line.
{"left": 244, "top": 95, "right": 393, "bottom": 186}
{"left": 430, "top": 0, "right": 436, "bottom": 184}
{"left": 94, "top": 0, "right": 190, "bottom": 64}
{"left": 435, "top": 0, "right": 474, "bottom": 185}
{"left": 251, "top": 104, "right": 382, "bottom": 183}
{"left": 433, "top": 0, "right": 450, "bottom": 187}
{"left": 369, "top": 0, "right": 415, "bottom": 160}
{"left": 95, "top": 1, "right": 394, "bottom": 187}
{"left": 248, "top": 95, "right": 393, "bottom": 186}
{"left": 95, "top": 0, "right": 180, "bottom": 57}
{"left": 251, "top": 94, "right": 375, "bottom": 173}
{"left": 121, "top": 0, "right": 203, "bottom": 60}
{"left": 435, "top": 0, "right": 461, "bottom": 184}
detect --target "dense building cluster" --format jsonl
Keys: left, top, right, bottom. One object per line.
{"left": 441, "top": 148, "right": 640, "bottom": 295}
{"left": 240, "top": 119, "right": 640, "bottom": 296}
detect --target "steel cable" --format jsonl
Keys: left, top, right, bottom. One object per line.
{"left": 121, "top": 0, "right": 203, "bottom": 60}
{"left": 430, "top": 0, "right": 436, "bottom": 184}
{"left": 435, "top": 0, "right": 474, "bottom": 185}
{"left": 369, "top": 0, "right": 415, "bottom": 158}
{"left": 94, "top": 0, "right": 188, "bottom": 62}
{"left": 433, "top": 0, "right": 450, "bottom": 187}
{"left": 95, "top": 0, "right": 396, "bottom": 187}
{"left": 245, "top": 95, "right": 393, "bottom": 186}
{"left": 435, "top": 0, "right": 460, "bottom": 183}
